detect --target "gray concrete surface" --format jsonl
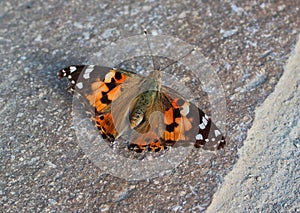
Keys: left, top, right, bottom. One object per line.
{"left": 1, "top": 1, "right": 299, "bottom": 212}
{"left": 207, "top": 35, "right": 300, "bottom": 213}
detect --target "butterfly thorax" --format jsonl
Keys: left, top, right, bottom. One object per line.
{"left": 144, "top": 69, "right": 162, "bottom": 90}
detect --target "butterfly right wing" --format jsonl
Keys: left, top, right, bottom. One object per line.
{"left": 160, "top": 87, "right": 226, "bottom": 151}
{"left": 123, "top": 86, "right": 226, "bottom": 152}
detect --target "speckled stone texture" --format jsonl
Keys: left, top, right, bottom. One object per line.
{"left": 207, "top": 34, "right": 300, "bottom": 213}
{"left": 1, "top": 1, "right": 299, "bottom": 212}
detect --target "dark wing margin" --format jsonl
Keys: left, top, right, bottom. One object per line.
{"left": 57, "top": 65, "right": 114, "bottom": 92}
{"left": 162, "top": 86, "right": 226, "bottom": 151}
{"left": 194, "top": 108, "right": 226, "bottom": 150}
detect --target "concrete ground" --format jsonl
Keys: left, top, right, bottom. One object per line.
{"left": 1, "top": 1, "right": 299, "bottom": 212}
{"left": 207, "top": 35, "right": 300, "bottom": 213}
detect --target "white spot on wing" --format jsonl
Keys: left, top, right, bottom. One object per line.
{"left": 68, "top": 75, "right": 72, "bottom": 79}
{"left": 204, "top": 114, "right": 209, "bottom": 120}
{"left": 76, "top": 82, "right": 83, "bottom": 89}
{"left": 71, "top": 80, "right": 75, "bottom": 84}
{"left": 196, "top": 133, "right": 203, "bottom": 140}
{"left": 180, "top": 105, "right": 189, "bottom": 116}
{"left": 199, "top": 123, "right": 205, "bottom": 129}
{"left": 214, "top": 130, "right": 221, "bottom": 137}
{"left": 202, "top": 117, "right": 208, "bottom": 126}
{"left": 83, "top": 65, "right": 95, "bottom": 79}
{"left": 70, "top": 66, "right": 77, "bottom": 73}
{"left": 105, "top": 70, "right": 115, "bottom": 81}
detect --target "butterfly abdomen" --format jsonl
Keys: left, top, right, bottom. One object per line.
{"left": 129, "top": 90, "right": 159, "bottom": 129}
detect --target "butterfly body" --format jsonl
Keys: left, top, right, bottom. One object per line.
{"left": 58, "top": 65, "right": 226, "bottom": 152}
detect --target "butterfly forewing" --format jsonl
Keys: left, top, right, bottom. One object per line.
{"left": 58, "top": 65, "right": 136, "bottom": 141}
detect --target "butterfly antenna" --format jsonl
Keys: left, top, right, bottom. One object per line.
{"left": 144, "top": 29, "right": 157, "bottom": 70}
{"left": 160, "top": 47, "right": 195, "bottom": 72}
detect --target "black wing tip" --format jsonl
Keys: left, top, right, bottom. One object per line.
{"left": 194, "top": 134, "right": 227, "bottom": 151}
{"left": 57, "top": 65, "right": 87, "bottom": 80}
{"left": 57, "top": 65, "right": 73, "bottom": 80}
{"left": 57, "top": 68, "right": 66, "bottom": 80}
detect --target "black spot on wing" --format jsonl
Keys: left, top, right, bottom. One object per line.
{"left": 100, "top": 92, "right": 111, "bottom": 104}
{"left": 173, "top": 108, "right": 181, "bottom": 118}
{"left": 114, "top": 71, "right": 122, "bottom": 80}
{"left": 176, "top": 98, "right": 185, "bottom": 107}
{"left": 105, "top": 82, "right": 117, "bottom": 90}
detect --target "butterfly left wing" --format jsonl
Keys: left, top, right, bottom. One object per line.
{"left": 57, "top": 65, "right": 138, "bottom": 141}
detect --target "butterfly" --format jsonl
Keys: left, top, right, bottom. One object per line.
{"left": 58, "top": 63, "right": 226, "bottom": 153}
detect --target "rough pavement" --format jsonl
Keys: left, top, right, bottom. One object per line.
{"left": 207, "top": 34, "right": 300, "bottom": 213}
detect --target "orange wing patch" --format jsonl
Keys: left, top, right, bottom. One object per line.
{"left": 85, "top": 69, "right": 129, "bottom": 112}
{"left": 128, "top": 97, "right": 195, "bottom": 151}
{"left": 164, "top": 108, "right": 174, "bottom": 125}
{"left": 163, "top": 98, "right": 194, "bottom": 145}
{"left": 93, "top": 113, "right": 117, "bottom": 142}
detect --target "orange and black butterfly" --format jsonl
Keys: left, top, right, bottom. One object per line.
{"left": 58, "top": 63, "right": 226, "bottom": 153}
